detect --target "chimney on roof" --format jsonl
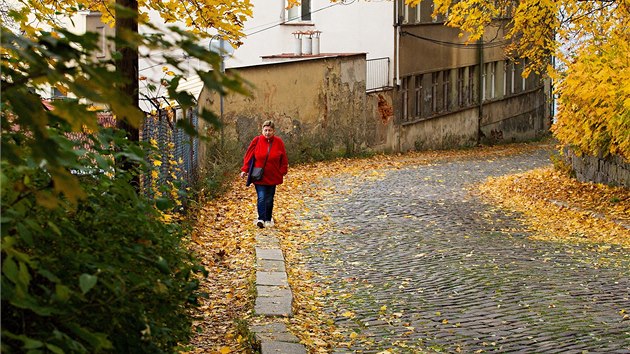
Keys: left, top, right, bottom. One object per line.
{"left": 312, "top": 31, "right": 321, "bottom": 55}
{"left": 302, "top": 35, "right": 312, "bottom": 55}
{"left": 292, "top": 31, "right": 303, "bottom": 56}
{"left": 292, "top": 30, "right": 322, "bottom": 56}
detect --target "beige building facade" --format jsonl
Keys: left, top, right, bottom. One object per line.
{"left": 392, "top": 0, "right": 552, "bottom": 151}
{"left": 198, "top": 54, "right": 395, "bottom": 161}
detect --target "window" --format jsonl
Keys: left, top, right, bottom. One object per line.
{"left": 488, "top": 62, "right": 496, "bottom": 99}
{"left": 481, "top": 64, "right": 487, "bottom": 101}
{"left": 287, "top": 0, "right": 311, "bottom": 22}
{"left": 96, "top": 26, "right": 107, "bottom": 58}
{"left": 468, "top": 65, "right": 476, "bottom": 104}
{"left": 398, "top": 0, "right": 423, "bottom": 24}
{"left": 510, "top": 61, "right": 516, "bottom": 94}
{"left": 503, "top": 60, "right": 509, "bottom": 96}
{"left": 412, "top": 3, "right": 421, "bottom": 23}
{"left": 521, "top": 59, "right": 527, "bottom": 91}
{"left": 457, "top": 67, "right": 466, "bottom": 107}
{"left": 396, "top": 0, "right": 407, "bottom": 24}
{"left": 401, "top": 76, "right": 409, "bottom": 121}
{"left": 431, "top": 72, "right": 439, "bottom": 113}
{"left": 414, "top": 75, "right": 423, "bottom": 117}
{"left": 420, "top": 0, "right": 433, "bottom": 23}
{"left": 51, "top": 87, "right": 67, "bottom": 99}
{"left": 442, "top": 70, "right": 451, "bottom": 111}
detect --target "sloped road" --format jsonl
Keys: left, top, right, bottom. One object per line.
{"left": 302, "top": 148, "right": 630, "bottom": 353}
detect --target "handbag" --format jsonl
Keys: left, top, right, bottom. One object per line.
{"left": 246, "top": 137, "right": 272, "bottom": 186}
{"left": 250, "top": 166, "right": 264, "bottom": 181}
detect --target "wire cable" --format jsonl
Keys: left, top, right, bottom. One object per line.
{"left": 139, "top": 1, "right": 349, "bottom": 72}
{"left": 401, "top": 30, "right": 511, "bottom": 49}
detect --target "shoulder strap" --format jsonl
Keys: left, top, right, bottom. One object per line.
{"left": 262, "top": 138, "right": 272, "bottom": 168}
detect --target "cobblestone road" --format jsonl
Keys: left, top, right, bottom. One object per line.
{"left": 302, "top": 147, "right": 630, "bottom": 353}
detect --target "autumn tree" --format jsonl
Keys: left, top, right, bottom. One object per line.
{"left": 411, "top": 0, "right": 629, "bottom": 160}
{"left": 7, "top": 0, "right": 252, "bottom": 141}
{"left": 1, "top": 0, "right": 252, "bottom": 351}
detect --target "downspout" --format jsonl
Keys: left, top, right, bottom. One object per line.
{"left": 394, "top": 1, "right": 402, "bottom": 151}
{"left": 477, "top": 38, "right": 484, "bottom": 146}
{"left": 395, "top": 9, "right": 401, "bottom": 87}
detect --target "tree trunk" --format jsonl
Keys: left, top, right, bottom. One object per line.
{"left": 115, "top": 0, "right": 140, "bottom": 142}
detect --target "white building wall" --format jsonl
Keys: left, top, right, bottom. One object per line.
{"left": 138, "top": 1, "right": 394, "bottom": 92}
{"left": 226, "top": 0, "right": 394, "bottom": 68}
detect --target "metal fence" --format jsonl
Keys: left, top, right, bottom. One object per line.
{"left": 367, "top": 57, "right": 391, "bottom": 92}
{"left": 141, "top": 104, "right": 198, "bottom": 197}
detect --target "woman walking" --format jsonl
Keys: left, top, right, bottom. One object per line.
{"left": 240, "top": 120, "right": 289, "bottom": 228}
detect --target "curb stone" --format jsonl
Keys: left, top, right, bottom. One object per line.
{"left": 251, "top": 231, "right": 307, "bottom": 354}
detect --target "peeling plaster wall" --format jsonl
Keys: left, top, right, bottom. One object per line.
{"left": 366, "top": 90, "right": 396, "bottom": 151}
{"left": 198, "top": 54, "right": 372, "bottom": 161}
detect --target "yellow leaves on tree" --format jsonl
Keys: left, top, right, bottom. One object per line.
{"left": 433, "top": 0, "right": 500, "bottom": 42}
{"left": 504, "top": 0, "right": 558, "bottom": 77}
{"left": 10, "top": 0, "right": 252, "bottom": 43}
{"left": 553, "top": 30, "right": 630, "bottom": 160}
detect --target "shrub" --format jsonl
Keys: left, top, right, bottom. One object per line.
{"left": 1, "top": 128, "right": 204, "bottom": 353}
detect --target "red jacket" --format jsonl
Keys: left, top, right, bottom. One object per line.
{"left": 241, "top": 135, "right": 288, "bottom": 185}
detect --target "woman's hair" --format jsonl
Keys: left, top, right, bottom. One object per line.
{"left": 262, "top": 120, "right": 275, "bottom": 129}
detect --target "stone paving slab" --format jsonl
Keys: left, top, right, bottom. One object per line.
{"left": 257, "top": 259, "right": 286, "bottom": 272}
{"left": 256, "top": 248, "right": 284, "bottom": 261}
{"left": 256, "top": 235, "right": 282, "bottom": 248}
{"left": 258, "top": 285, "right": 292, "bottom": 298}
{"left": 256, "top": 271, "right": 288, "bottom": 286}
{"left": 251, "top": 323, "right": 301, "bottom": 343}
{"left": 254, "top": 296, "right": 292, "bottom": 317}
{"left": 260, "top": 341, "right": 307, "bottom": 354}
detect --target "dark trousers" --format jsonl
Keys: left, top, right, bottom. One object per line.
{"left": 254, "top": 184, "right": 276, "bottom": 222}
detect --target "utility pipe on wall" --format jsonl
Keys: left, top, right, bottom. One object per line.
{"left": 477, "top": 38, "right": 484, "bottom": 146}
{"left": 394, "top": 0, "right": 402, "bottom": 152}
{"left": 395, "top": 2, "right": 401, "bottom": 87}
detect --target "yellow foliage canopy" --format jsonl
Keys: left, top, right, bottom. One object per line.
{"left": 553, "top": 30, "right": 630, "bottom": 159}
{"left": 10, "top": 0, "right": 253, "bottom": 43}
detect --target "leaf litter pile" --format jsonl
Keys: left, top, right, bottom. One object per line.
{"left": 185, "top": 141, "right": 629, "bottom": 353}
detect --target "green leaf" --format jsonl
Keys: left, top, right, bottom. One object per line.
{"left": 23, "top": 337, "right": 44, "bottom": 349}
{"left": 17, "top": 260, "right": 31, "bottom": 288}
{"left": 55, "top": 284, "right": 71, "bottom": 302}
{"left": 47, "top": 221, "right": 62, "bottom": 236}
{"left": 156, "top": 257, "right": 171, "bottom": 274}
{"left": 3, "top": 257, "right": 19, "bottom": 284}
{"left": 45, "top": 343, "right": 64, "bottom": 354}
{"left": 16, "top": 223, "right": 34, "bottom": 247}
{"left": 79, "top": 274, "right": 98, "bottom": 294}
{"left": 37, "top": 269, "right": 60, "bottom": 283}
{"left": 66, "top": 323, "right": 113, "bottom": 350}
{"left": 49, "top": 100, "right": 99, "bottom": 132}
{"left": 155, "top": 197, "right": 172, "bottom": 211}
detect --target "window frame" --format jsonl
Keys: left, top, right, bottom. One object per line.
{"left": 286, "top": 0, "right": 311, "bottom": 23}
{"left": 414, "top": 75, "right": 423, "bottom": 118}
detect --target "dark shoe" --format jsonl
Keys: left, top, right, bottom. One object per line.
{"left": 256, "top": 220, "right": 264, "bottom": 228}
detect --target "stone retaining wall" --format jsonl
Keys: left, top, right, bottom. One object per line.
{"left": 564, "top": 148, "right": 630, "bottom": 187}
